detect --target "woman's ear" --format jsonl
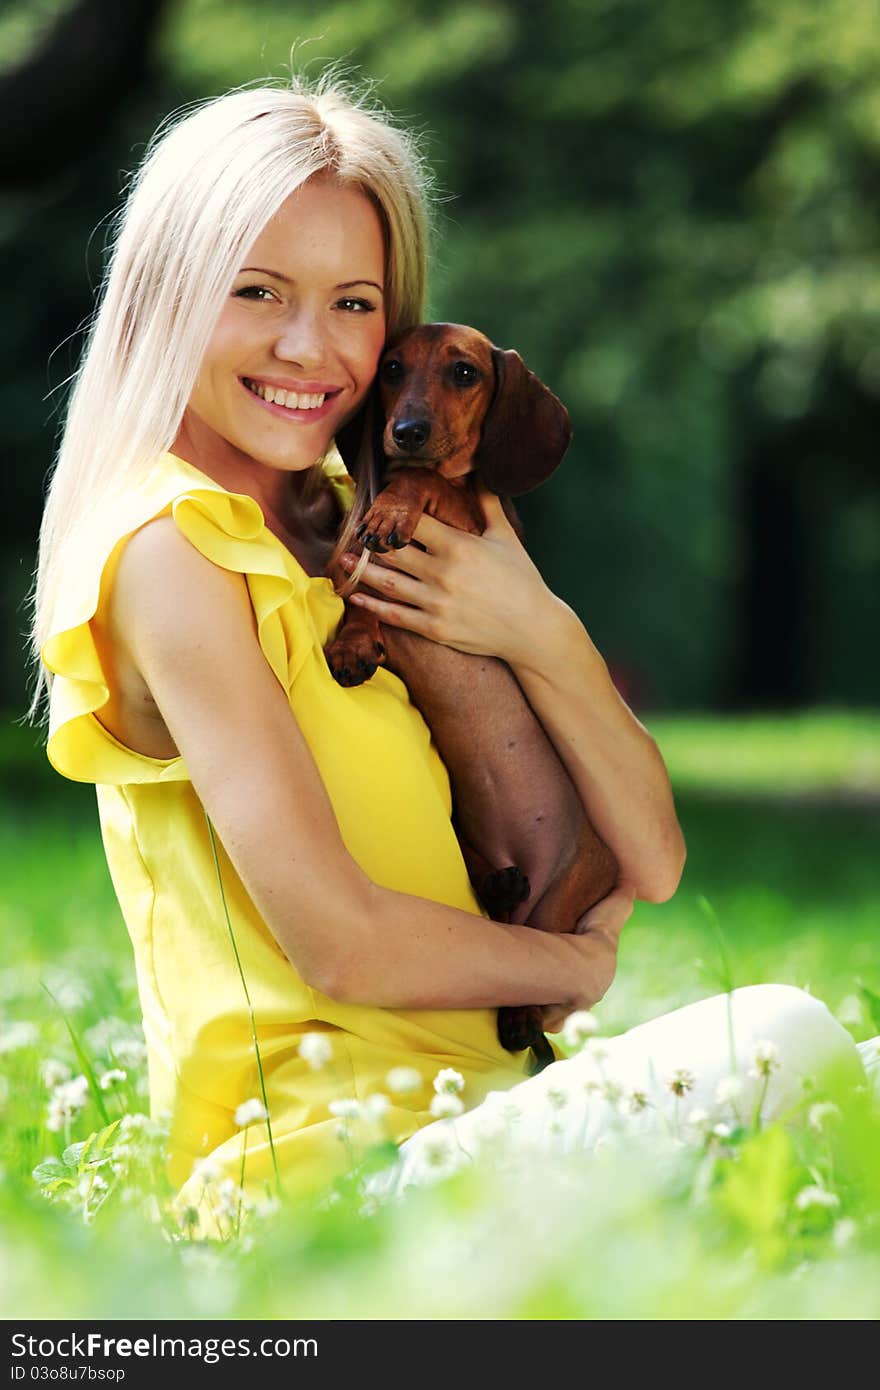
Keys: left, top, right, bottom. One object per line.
{"left": 474, "top": 347, "right": 572, "bottom": 496}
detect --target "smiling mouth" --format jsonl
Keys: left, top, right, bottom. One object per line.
{"left": 242, "top": 378, "right": 343, "bottom": 411}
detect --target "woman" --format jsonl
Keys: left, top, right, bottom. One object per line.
{"left": 29, "top": 75, "right": 872, "bottom": 1235}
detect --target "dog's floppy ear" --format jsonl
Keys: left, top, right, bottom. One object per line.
{"left": 475, "top": 347, "right": 572, "bottom": 496}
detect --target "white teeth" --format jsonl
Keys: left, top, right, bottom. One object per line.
{"left": 246, "top": 380, "right": 327, "bottom": 410}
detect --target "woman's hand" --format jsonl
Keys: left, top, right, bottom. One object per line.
{"left": 540, "top": 881, "right": 637, "bottom": 1034}
{"left": 340, "top": 483, "right": 568, "bottom": 666}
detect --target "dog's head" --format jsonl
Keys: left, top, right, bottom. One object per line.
{"left": 336, "top": 323, "right": 572, "bottom": 496}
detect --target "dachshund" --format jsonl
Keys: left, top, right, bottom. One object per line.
{"left": 323, "top": 323, "right": 618, "bottom": 1072}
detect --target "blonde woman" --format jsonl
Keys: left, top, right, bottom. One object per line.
{"left": 29, "top": 74, "right": 874, "bottom": 1234}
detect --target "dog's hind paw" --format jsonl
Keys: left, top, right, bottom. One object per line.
{"left": 482, "top": 865, "right": 530, "bottom": 917}
{"left": 497, "top": 1003, "right": 545, "bottom": 1054}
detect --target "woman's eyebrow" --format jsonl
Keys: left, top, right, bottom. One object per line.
{"left": 239, "top": 266, "right": 383, "bottom": 293}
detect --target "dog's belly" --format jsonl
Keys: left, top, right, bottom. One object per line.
{"left": 382, "top": 626, "right": 617, "bottom": 929}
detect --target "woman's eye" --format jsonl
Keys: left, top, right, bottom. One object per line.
{"left": 452, "top": 361, "right": 479, "bottom": 384}
{"left": 234, "top": 286, "right": 276, "bottom": 302}
{"left": 337, "top": 297, "right": 376, "bottom": 313}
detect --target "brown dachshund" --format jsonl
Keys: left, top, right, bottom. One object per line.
{"left": 324, "top": 324, "right": 618, "bottom": 1071}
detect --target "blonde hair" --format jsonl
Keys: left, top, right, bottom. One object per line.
{"left": 26, "top": 68, "right": 435, "bottom": 721}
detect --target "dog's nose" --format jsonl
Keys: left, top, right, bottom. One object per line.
{"left": 391, "top": 418, "right": 431, "bottom": 452}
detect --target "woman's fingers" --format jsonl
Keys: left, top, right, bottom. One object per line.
{"left": 475, "top": 481, "right": 514, "bottom": 533}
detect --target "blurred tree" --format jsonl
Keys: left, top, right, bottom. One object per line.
{"left": 0, "top": 0, "right": 171, "bottom": 186}
{"left": 2, "top": 0, "right": 879, "bottom": 712}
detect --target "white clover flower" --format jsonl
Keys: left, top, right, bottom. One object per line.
{"left": 715, "top": 1075, "right": 744, "bottom": 1106}
{"left": 712, "top": 1122, "right": 734, "bottom": 1140}
{"left": 111, "top": 1037, "right": 147, "bottom": 1068}
{"left": 545, "top": 1085, "right": 570, "bottom": 1111}
{"left": 808, "top": 1102, "right": 842, "bottom": 1134}
{"left": 584, "top": 1039, "right": 609, "bottom": 1064}
{"left": 214, "top": 1177, "right": 246, "bottom": 1222}
{"left": 118, "top": 1112, "right": 150, "bottom": 1136}
{"left": 45, "top": 1074, "right": 90, "bottom": 1131}
{"left": 328, "top": 1098, "right": 362, "bottom": 1120}
{"left": 433, "top": 1068, "right": 465, "bottom": 1096}
{"left": 560, "top": 1010, "right": 599, "bottom": 1049}
{"left": 99, "top": 1069, "right": 127, "bottom": 1090}
{"left": 44, "top": 977, "right": 90, "bottom": 1011}
{"left": 794, "top": 1185, "right": 840, "bottom": 1212}
{"left": 832, "top": 1218, "right": 857, "bottom": 1250}
{"left": 234, "top": 1098, "right": 268, "bottom": 1129}
{"left": 362, "top": 1092, "right": 390, "bottom": 1121}
{"left": 192, "top": 1156, "right": 223, "bottom": 1185}
{"left": 0, "top": 1021, "right": 39, "bottom": 1054}
{"left": 749, "top": 1039, "right": 781, "bottom": 1079}
{"left": 666, "top": 1068, "right": 696, "bottom": 1098}
{"left": 40, "top": 1058, "right": 71, "bottom": 1090}
{"left": 620, "top": 1087, "right": 651, "bottom": 1115}
{"left": 601, "top": 1078, "right": 624, "bottom": 1105}
{"left": 298, "top": 1032, "right": 333, "bottom": 1071}
{"left": 386, "top": 1066, "right": 422, "bottom": 1095}
{"left": 421, "top": 1134, "right": 455, "bottom": 1168}
{"left": 429, "top": 1092, "right": 464, "bottom": 1119}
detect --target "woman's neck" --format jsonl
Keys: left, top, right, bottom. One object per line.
{"left": 169, "top": 424, "right": 340, "bottom": 574}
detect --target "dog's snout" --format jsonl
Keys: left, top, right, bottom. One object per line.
{"left": 391, "top": 418, "right": 431, "bottom": 452}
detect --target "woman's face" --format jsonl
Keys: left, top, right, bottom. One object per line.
{"left": 182, "top": 174, "right": 387, "bottom": 481}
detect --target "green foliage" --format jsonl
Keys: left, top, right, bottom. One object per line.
{"left": 714, "top": 1124, "right": 795, "bottom": 1269}
{"left": 2, "top": 710, "right": 879, "bottom": 1316}
{"left": 2, "top": 0, "right": 880, "bottom": 707}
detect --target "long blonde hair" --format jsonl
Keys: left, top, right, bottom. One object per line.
{"left": 26, "top": 68, "right": 434, "bottom": 721}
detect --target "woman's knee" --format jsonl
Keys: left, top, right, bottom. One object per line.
{"left": 730, "top": 983, "right": 864, "bottom": 1095}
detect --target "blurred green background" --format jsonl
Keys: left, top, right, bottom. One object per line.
{"left": 0, "top": 4, "right": 878, "bottom": 1034}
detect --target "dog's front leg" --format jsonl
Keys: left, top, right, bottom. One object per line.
{"left": 357, "top": 468, "right": 482, "bottom": 552}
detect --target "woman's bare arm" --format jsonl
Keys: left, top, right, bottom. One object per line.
{"left": 508, "top": 600, "right": 686, "bottom": 903}
{"left": 110, "top": 518, "right": 614, "bottom": 1012}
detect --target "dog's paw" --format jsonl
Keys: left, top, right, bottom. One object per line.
{"left": 355, "top": 498, "right": 419, "bottom": 553}
{"left": 324, "top": 630, "right": 387, "bottom": 687}
{"left": 482, "top": 865, "right": 531, "bottom": 917}
{"left": 497, "top": 1003, "right": 545, "bottom": 1053}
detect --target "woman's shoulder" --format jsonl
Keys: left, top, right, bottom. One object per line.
{"left": 40, "top": 449, "right": 347, "bottom": 786}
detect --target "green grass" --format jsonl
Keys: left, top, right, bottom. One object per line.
{"left": 1, "top": 708, "right": 878, "bottom": 1318}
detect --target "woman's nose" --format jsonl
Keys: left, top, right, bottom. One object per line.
{"left": 273, "top": 310, "right": 328, "bottom": 368}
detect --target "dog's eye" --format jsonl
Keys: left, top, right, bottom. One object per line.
{"left": 452, "top": 361, "right": 479, "bottom": 385}
{"left": 381, "top": 358, "right": 404, "bottom": 382}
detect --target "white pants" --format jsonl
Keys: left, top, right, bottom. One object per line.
{"left": 376, "top": 985, "right": 879, "bottom": 1199}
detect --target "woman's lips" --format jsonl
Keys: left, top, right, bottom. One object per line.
{"left": 239, "top": 377, "right": 342, "bottom": 422}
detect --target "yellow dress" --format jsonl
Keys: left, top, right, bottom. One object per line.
{"left": 41, "top": 448, "right": 532, "bottom": 1233}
